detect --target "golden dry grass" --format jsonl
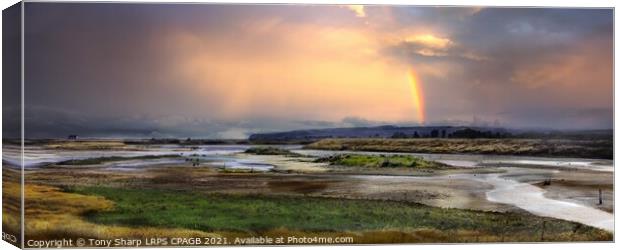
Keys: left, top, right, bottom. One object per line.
{"left": 2, "top": 181, "right": 218, "bottom": 241}
{"left": 42, "top": 140, "right": 129, "bottom": 150}
{"left": 2, "top": 175, "right": 22, "bottom": 241}
{"left": 306, "top": 138, "right": 612, "bottom": 159}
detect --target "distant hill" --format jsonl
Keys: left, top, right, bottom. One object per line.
{"left": 248, "top": 125, "right": 510, "bottom": 144}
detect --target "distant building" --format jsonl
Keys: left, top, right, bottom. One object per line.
{"left": 67, "top": 135, "right": 79, "bottom": 140}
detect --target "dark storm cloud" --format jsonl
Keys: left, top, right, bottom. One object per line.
{"left": 2, "top": 3, "right": 21, "bottom": 138}
{"left": 382, "top": 7, "right": 612, "bottom": 129}
{"left": 20, "top": 3, "right": 613, "bottom": 138}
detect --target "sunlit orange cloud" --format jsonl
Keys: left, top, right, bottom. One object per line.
{"left": 345, "top": 5, "right": 366, "bottom": 18}
{"left": 154, "top": 9, "right": 464, "bottom": 126}
{"left": 405, "top": 34, "right": 453, "bottom": 49}
{"left": 407, "top": 70, "right": 426, "bottom": 123}
{"left": 163, "top": 20, "right": 420, "bottom": 123}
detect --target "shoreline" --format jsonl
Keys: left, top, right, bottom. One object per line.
{"left": 485, "top": 173, "right": 614, "bottom": 232}
{"left": 6, "top": 142, "right": 614, "bottom": 239}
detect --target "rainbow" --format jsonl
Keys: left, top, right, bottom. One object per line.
{"left": 407, "top": 70, "right": 425, "bottom": 124}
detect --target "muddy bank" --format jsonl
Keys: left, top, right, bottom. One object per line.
{"left": 485, "top": 173, "right": 614, "bottom": 232}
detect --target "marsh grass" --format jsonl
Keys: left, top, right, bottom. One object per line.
{"left": 306, "top": 138, "right": 613, "bottom": 159}
{"left": 43, "top": 141, "right": 129, "bottom": 150}
{"left": 2, "top": 171, "right": 22, "bottom": 245}
{"left": 4, "top": 180, "right": 612, "bottom": 243}
{"left": 317, "top": 154, "right": 447, "bottom": 169}
{"left": 5, "top": 181, "right": 217, "bottom": 242}
{"left": 65, "top": 186, "right": 611, "bottom": 242}
{"left": 244, "top": 147, "right": 303, "bottom": 157}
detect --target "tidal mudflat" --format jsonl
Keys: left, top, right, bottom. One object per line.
{"left": 2, "top": 140, "right": 613, "bottom": 244}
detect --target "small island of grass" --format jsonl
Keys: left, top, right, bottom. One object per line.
{"left": 317, "top": 154, "right": 448, "bottom": 169}
{"left": 244, "top": 146, "right": 303, "bottom": 157}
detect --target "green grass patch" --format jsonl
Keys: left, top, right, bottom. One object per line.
{"left": 57, "top": 154, "right": 180, "bottom": 165}
{"left": 244, "top": 147, "right": 303, "bottom": 157}
{"left": 317, "top": 154, "right": 447, "bottom": 169}
{"left": 66, "top": 186, "right": 609, "bottom": 241}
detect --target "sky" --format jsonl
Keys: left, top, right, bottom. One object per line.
{"left": 18, "top": 3, "right": 613, "bottom": 138}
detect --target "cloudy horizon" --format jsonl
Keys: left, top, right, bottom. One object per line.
{"left": 16, "top": 3, "right": 613, "bottom": 139}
